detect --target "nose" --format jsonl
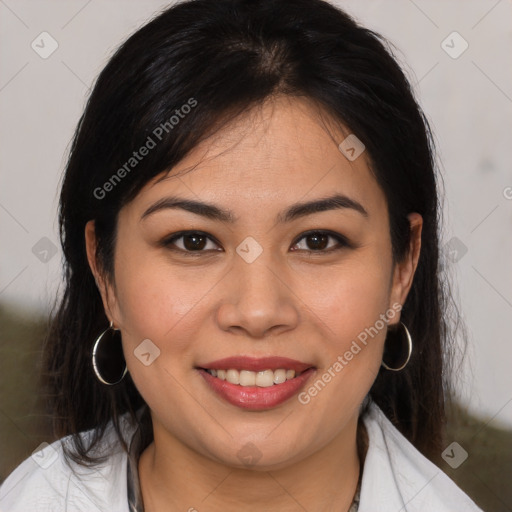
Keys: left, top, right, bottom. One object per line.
{"left": 216, "top": 249, "right": 300, "bottom": 339}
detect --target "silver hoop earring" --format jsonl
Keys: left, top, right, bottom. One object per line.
{"left": 92, "top": 321, "right": 128, "bottom": 385}
{"left": 381, "top": 321, "right": 412, "bottom": 372}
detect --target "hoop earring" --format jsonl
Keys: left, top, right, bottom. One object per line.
{"left": 92, "top": 321, "right": 128, "bottom": 385}
{"left": 381, "top": 321, "right": 412, "bottom": 372}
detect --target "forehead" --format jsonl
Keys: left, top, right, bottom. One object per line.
{"left": 127, "top": 96, "right": 387, "bottom": 221}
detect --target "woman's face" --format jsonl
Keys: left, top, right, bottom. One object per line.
{"left": 87, "top": 95, "right": 421, "bottom": 470}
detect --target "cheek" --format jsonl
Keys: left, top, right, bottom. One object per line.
{"left": 112, "top": 254, "right": 210, "bottom": 409}
{"left": 112, "top": 248, "right": 238, "bottom": 409}
{"left": 296, "top": 276, "right": 389, "bottom": 419}
{"left": 306, "top": 248, "right": 392, "bottom": 391}
{"left": 112, "top": 245, "right": 212, "bottom": 355}
{"left": 309, "top": 253, "right": 392, "bottom": 342}
{"left": 290, "top": 255, "right": 392, "bottom": 441}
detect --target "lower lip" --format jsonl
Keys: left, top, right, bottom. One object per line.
{"left": 197, "top": 368, "right": 316, "bottom": 410}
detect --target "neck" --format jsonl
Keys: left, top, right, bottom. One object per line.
{"left": 138, "top": 413, "right": 365, "bottom": 512}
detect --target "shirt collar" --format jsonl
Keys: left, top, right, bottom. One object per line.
{"left": 358, "top": 401, "right": 482, "bottom": 512}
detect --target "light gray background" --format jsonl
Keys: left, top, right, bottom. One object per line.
{"left": 1, "top": 0, "right": 511, "bottom": 428}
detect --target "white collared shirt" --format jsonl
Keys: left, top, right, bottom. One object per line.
{"left": 0, "top": 401, "right": 483, "bottom": 511}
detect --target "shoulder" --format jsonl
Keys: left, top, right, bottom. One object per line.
{"left": 0, "top": 415, "right": 136, "bottom": 512}
{"left": 358, "top": 401, "right": 484, "bottom": 512}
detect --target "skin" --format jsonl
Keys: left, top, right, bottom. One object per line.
{"left": 85, "top": 95, "right": 422, "bottom": 512}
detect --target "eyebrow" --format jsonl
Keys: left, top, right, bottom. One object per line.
{"left": 140, "top": 193, "right": 368, "bottom": 223}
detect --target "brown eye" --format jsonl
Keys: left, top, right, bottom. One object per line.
{"left": 305, "top": 232, "right": 329, "bottom": 250}
{"left": 291, "top": 230, "right": 350, "bottom": 253}
{"left": 183, "top": 233, "right": 207, "bottom": 250}
{"left": 161, "top": 231, "right": 221, "bottom": 254}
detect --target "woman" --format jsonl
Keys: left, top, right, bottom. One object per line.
{"left": 0, "top": 0, "right": 484, "bottom": 510}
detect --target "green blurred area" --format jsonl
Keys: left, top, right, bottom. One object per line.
{"left": 0, "top": 300, "right": 511, "bottom": 510}
{"left": 0, "top": 302, "right": 54, "bottom": 479}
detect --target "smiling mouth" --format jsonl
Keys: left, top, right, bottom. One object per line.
{"left": 197, "top": 367, "right": 312, "bottom": 387}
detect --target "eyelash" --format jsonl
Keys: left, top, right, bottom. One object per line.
{"left": 159, "top": 230, "right": 351, "bottom": 256}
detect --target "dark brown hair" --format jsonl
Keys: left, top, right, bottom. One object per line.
{"left": 43, "top": 0, "right": 460, "bottom": 467}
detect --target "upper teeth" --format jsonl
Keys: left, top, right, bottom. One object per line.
{"left": 207, "top": 368, "right": 297, "bottom": 387}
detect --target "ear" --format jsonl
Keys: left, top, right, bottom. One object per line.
{"left": 388, "top": 212, "right": 423, "bottom": 321}
{"left": 84, "top": 220, "right": 120, "bottom": 326}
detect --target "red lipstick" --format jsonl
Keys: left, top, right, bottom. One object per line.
{"left": 196, "top": 356, "right": 316, "bottom": 410}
